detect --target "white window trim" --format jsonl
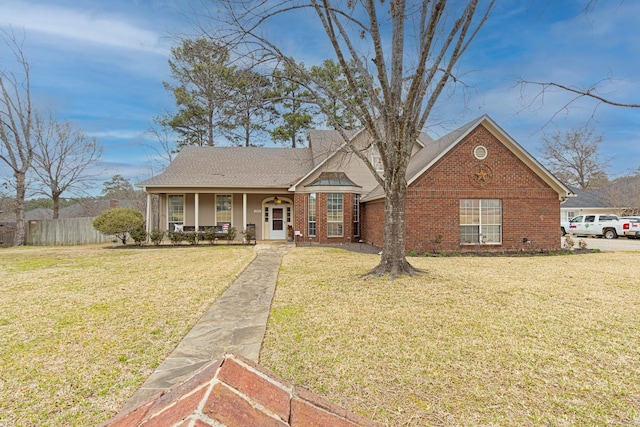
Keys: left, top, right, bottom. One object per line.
{"left": 371, "top": 145, "right": 384, "bottom": 172}
{"left": 460, "top": 199, "right": 502, "bottom": 245}
{"left": 215, "top": 194, "right": 233, "bottom": 225}
{"left": 308, "top": 193, "right": 317, "bottom": 237}
{"left": 168, "top": 194, "right": 185, "bottom": 231}
{"left": 327, "top": 193, "right": 344, "bottom": 237}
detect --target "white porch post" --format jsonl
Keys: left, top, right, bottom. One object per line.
{"left": 242, "top": 193, "right": 247, "bottom": 231}
{"left": 145, "top": 193, "right": 152, "bottom": 236}
{"left": 195, "top": 193, "right": 200, "bottom": 231}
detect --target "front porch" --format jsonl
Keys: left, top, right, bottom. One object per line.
{"left": 143, "top": 191, "right": 295, "bottom": 242}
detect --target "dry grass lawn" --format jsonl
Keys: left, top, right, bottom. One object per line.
{"left": 0, "top": 244, "right": 255, "bottom": 426}
{"left": 261, "top": 248, "right": 640, "bottom": 426}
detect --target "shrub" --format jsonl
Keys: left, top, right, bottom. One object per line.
{"left": 431, "top": 234, "right": 443, "bottom": 254}
{"left": 242, "top": 227, "right": 255, "bottom": 244}
{"left": 167, "top": 231, "right": 185, "bottom": 245}
{"left": 226, "top": 227, "right": 237, "bottom": 242}
{"left": 578, "top": 239, "right": 588, "bottom": 250}
{"left": 130, "top": 227, "right": 147, "bottom": 246}
{"left": 149, "top": 229, "right": 165, "bottom": 246}
{"left": 92, "top": 208, "right": 145, "bottom": 244}
{"left": 563, "top": 235, "right": 575, "bottom": 250}
{"left": 203, "top": 227, "right": 218, "bottom": 244}
{"left": 184, "top": 231, "right": 199, "bottom": 245}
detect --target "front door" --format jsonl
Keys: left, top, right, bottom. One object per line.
{"left": 270, "top": 207, "right": 286, "bottom": 240}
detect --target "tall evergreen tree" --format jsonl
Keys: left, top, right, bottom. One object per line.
{"left": 161, "top": 38, "right": 235, "bottom": 147}
{"left": 269, "top": 62, "right": 314, "bottom": 148}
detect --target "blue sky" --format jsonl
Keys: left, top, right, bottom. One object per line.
{"left": 1, "top": 0, "right": 639, "bottom": 196}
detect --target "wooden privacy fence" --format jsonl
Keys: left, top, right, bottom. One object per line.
{"left": 0, "top": 223, "right": 15, "bottom": 247}
{"left": 26, "top": 217, "right": 113, "bottom": 246}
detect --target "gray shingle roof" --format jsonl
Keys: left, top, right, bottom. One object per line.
{"left": 405, "top": 119, "right": 477, "bottom": 181}
{"left": 362, "top": 118, "right": 479, "bottom": 201}
{"left": 139, "top": 146, "right": 314, "bottom": 188}
{"left": 562, "top": 185, "right": 607, "bottom": 208}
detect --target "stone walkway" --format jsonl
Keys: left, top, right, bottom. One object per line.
{"left": 123, "top": 242, "right": 293, "bottom": 411}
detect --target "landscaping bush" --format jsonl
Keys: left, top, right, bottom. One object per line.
{"left": 129, "top": 227, "right": 148, "bottom": 246}
{"left": 242, "top": 226, "right": 255, "bottom": 244}
{"left": 563, "top": 235, "right": 575, "bottom": 249}
{"left": 203, "top": 227, "right": 218, "bottom": 244}
{"left": 184, "top": 231, "right": 199, "bottom": 245}
{"left": 167, "top": 231, "right": 185, "bottom": 245}
{"left": 226, "top": 226, "right": 237, "bottom": 242}
{"left": 149, "top": 229, "right": 165, "bottom": 246}
{"left": 92, "top": 208, "right": 145, "bottom": 244}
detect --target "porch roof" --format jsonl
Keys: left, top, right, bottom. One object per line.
{"left": 138, "top": 146, "right": 314, "bottom": 188}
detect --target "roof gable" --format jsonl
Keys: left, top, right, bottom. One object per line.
{"left": 289, "top": 128, "right": 431, "bottom": 191}
{"left": 363, "top": 115, "right": 572, "bottom": 202}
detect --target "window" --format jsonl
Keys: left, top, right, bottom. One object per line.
{"left": 168, "top": 195, "right": 184, "bottom": 231}
{"left": 585, "top": 215, "right": 596, "bottom": 223}
{"left": 371, "top": 145, "right": 383, "bottom": 172}
{"left": 460, "top": 199, "right": 502, "bottom": 244}
{"left": 308, "top": 193, "right": 316, "bottom": 236}
{"left": 216, "top": 194, "right": 232, "bottom": 224}
{"left": 353, "top": 194, "right": 360, "bottom": 237}
{"left": 327, "top": 193, "right": 344, "bottom": 237}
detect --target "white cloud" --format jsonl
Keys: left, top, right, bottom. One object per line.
{"left": 0, "top": 0, "right": 170, "bottom": 55}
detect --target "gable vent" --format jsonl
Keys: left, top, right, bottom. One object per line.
{"left": 473, "top": 145, "right": 488, "bottom": 160}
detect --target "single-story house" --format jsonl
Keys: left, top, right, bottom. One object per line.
{"left": 138, "top": 115, "right": 572, "bottom": 252}
{"left": 560, "top": 185, "right": 611, "bottom": 222}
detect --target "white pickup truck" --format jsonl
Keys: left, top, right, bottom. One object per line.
{"left": 561, "top": 214, "right": 633, "bottom": 239}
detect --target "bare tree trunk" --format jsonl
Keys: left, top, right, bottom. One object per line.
{"left": 0, "top": 30, "right": 34, "bottom": 246}
{"left": 366, "top": 159, "right": 419, "bottom": 278}
{"left": 52, "top": 193, "right": 60, "bottom": 219}
{"left": 14, "top": 171, "right": 27, "bottom": 246}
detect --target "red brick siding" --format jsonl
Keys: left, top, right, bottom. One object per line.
{"left": 362, "top": 125, "right": 561, "bottom": 253}
{"left": 361, "top": 200, "right": 384, "bottom": 246}
{"left": 294, "top": 192, "right": 358, "bottom": 244}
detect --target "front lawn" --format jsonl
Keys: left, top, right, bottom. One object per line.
{"left": 261, "top": 248, "right": 640, "bottom": 426}
{"left": 0, "top": 244, "right": 255, "bottom": 426}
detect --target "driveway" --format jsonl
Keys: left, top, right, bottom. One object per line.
{"left": 565, "top": 235, "right": 640, "bottom": 251}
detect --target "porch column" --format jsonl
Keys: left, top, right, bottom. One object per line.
{"left": 195, "top": 193, "right": 200, "bottom": 231}
{"left": 242, "top": 193, "right": 247, "bottom": 231}
{"left": 146, "top": 193, "right": 152, "bottom": 236}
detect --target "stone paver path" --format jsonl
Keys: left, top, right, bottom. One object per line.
{"left": 123, "top": 242, "right": 292, "bottom": 410}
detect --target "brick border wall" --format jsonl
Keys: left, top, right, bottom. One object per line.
{"left": 103, "top": 354, "right": 380, "bottom": 427}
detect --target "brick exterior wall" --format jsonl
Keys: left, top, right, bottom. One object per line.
{"left": 362, "top": 124, "right": 561, "bottom": 253}
{"left": 294, "top": 192, "right": 358, "bottom": 244}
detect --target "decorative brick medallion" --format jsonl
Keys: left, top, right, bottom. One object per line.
{"left": 469, "top": 162, "right": 493, "bottom": 187}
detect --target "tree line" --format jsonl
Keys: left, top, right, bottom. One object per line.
{"left": 156, "top": 37, "right": 363, "bottom": 150}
